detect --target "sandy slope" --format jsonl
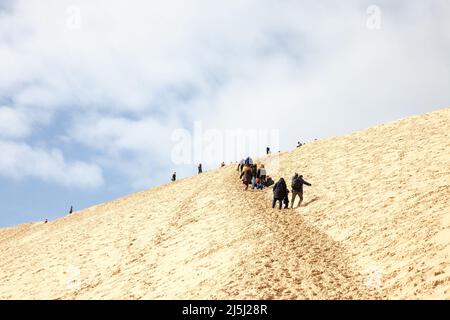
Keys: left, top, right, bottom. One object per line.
{"left": 0, "top": 108, "right": 449, "bottom": 299}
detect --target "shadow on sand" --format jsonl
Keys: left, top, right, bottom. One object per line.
{"left": 302, "top": 196, "right": 319, "bottom": 207}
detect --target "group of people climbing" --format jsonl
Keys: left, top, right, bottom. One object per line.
{"left": 271, "top": 173, "right": 311, "bottom": 209}
{"left": 171, "top": 145, "right": 312, "bottom": 211}
{"left": 238, "top": 157, "right": 274, "bottom": 191}
{"left": 237, "top": 156, "right": 312, "bottom": 210}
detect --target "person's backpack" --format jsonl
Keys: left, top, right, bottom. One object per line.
{"left": 292, "top": 177, "right": 302, "bottom": 191}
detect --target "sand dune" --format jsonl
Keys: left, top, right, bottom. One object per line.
{"left": 0, "top": 108, "right": 449, "bottom": 299}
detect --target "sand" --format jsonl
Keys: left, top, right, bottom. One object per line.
{"left": 0, "top": 107, "right": 449, "bottom": 299}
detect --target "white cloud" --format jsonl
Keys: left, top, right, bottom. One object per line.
{"left": 0, "top": 140, "right": 104, "bottom": 188}
{"left": 0, "top": 0, "right": 449, "bottom": 187}
{"left": 70, "top": 115, "right": 177, "bottom": 153}
{"left": 0, "top": 107, "right": 30, "bottom": 138}
{"left": 68, "top": 114, "right": 181, "bottom": 188}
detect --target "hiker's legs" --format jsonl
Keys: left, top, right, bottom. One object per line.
{"left": 291, "top": 192, "right": 298, "bottom": 208}
{"left": 272, "top": 198, "right": 282, "bottom": 209}
{"left": 298, "top": 192, "right": 304, "bottom": 206}
{"left": 251, "top": 177, "right": 256, "bottom": 189}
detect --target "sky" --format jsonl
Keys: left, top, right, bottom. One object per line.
{"left": 0, "top": 0, "right": 449, "bottom": 227}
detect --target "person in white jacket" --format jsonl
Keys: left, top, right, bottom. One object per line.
{"left": 256, "top": 164, "right": 267, "bottom": 189}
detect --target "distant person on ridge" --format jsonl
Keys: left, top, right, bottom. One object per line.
{"left": 291, "top": 173, "right": 312, "bottom": 208}
{"left": 171, "top": 172, "right": 176, "bottom": 182}
{"left": 272, "top": 178, "right": 287, "bottom": 209}
{"left": 198, "top": 163, "right": 202, "bottom": 174}
{"left": 266, "top": 147, "right": 271, "bottom": 155}
{"left": 297, "top": 141, "right": 302, "bottom": 148}
{"left": 69, "top": 206, "right": 73, "bottom": 214}
{"left": 221, "top": 161, "right": 225, "bottom": 167}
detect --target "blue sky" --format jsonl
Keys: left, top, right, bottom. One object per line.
{"left": 1, "top": 0, "right": 450, "bottom": 227}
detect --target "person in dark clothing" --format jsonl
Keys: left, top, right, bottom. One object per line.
{"left": 291, "top": 173, "right": 312, "bottom": 208}
{"left": 69, "top": 206, "right": 73, "bottom": 214}
{"left": 266, "top": 147, "right": 271, "bottom": 155}
{"left": 265, "top": 176, "right": 274, "bottom": 187}
{"left": 171, "top": 172, "right": 176, "bottom": 181}
{"left": 272, "top": 178, "right": 287, "bottom": 209}
{"left": 283, "top": 189, "right": 290, "bottom": 209}
{"left": 239, "top": 165, "right": 249, "bottom": 179}
{"left": 198, "top": 163, "right": 202, "bottom": 174}
{"left": 240, "top": 166, "right": 252, "bottom": 191}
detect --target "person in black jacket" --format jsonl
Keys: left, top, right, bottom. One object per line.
{"left": 265, "top": 176, "right": 274, "bottom": 187}
{"left": 198, "top": 163, "right": 202, "bottom": 174}
{"left": 291, "top": 173, "right": 311, "bottom": 208}
{"left": 283, "top": 188, "right": 290, "bottom": 209}
{"left": 272, "top": 178, "right": 287, "bottom": 209}
{"left": 171, "top": 172, "right": 176, "bottom": 181}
